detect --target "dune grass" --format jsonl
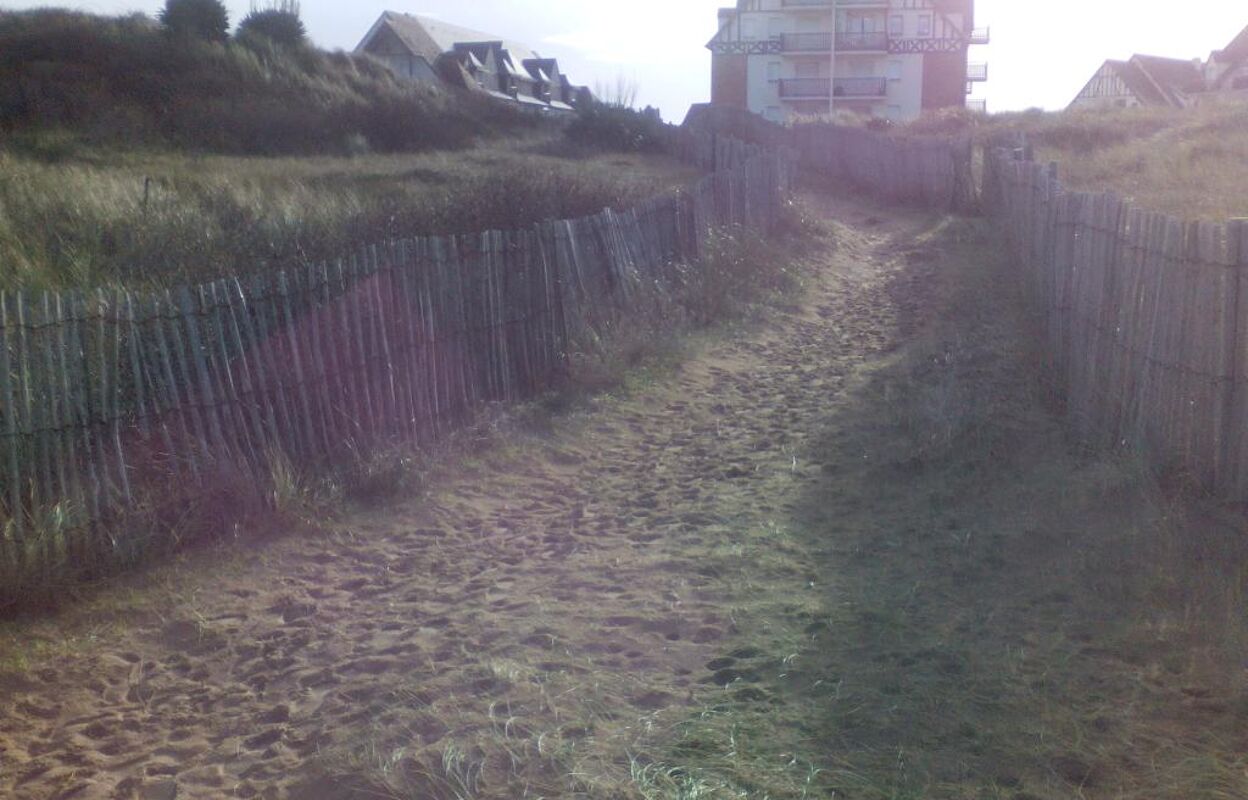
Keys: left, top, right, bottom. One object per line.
{"left": 564, "top": 205, "right": 1248, "bottom": 800}
{"left": 0, "top": 134, "right": 702, "bottom": 291}
{"left": 0, "top": 8, "right": 522, "bottom": 156}
{"left": 978, "top": 103, "right": 1248, "bottom": 221}
{"left": 756, "top": 211, "right": 1248, "bottom": 800}
{"left": 0, "top": 9, "right": 711, "bottom": 291}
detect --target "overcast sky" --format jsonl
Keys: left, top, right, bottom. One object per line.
{"left": 2, "top": 0, "right": 1245, "bottom": 120}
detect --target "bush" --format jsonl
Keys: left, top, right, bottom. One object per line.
{"left": 903, "top": 106, "right": 979, "bottom": 137}
{"left": 159, "top": 0, "right": 229, "bottom": 44}
{"left": 236, "top": 0, "right": 305, "bottom": 47}
{"left": 565, "top": 102, "right": 670, "bottom": 153}
{"left": 0, "top": 9, "right": 510, "bottom": 156}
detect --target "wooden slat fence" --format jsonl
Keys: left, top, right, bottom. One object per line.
{"left": 682, "top": 104, "right": 974, "bottom": 211}
{"left": 985, "top": 145, "right": 1248, "bottom": 499}
{"left": 789, "top": 123, "right": 974, "bottom": 211}
{"left": 0, "top": 137, "right": 790, "bottom": 581}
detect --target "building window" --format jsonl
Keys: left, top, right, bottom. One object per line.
{"left": 889, "top": 15, "right": 903, "bottom": 36}
{"left": 767, "top": 62, "right": 781, "bottom": 82}
{"left": 768, "top": 17, "right": 783, "bottom": 38}
{"left": 918, "top": 15, "right": 932, "bottom": 37}
{"left": 887, "top": 60, "right": 902, "bottom": 81}
{"left": 742, "top": 19, "right": 757, "bottom": 41}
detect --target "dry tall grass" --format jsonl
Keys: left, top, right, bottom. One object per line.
{"left": 0, "top": 136, "right": 701, "bottom": 290}
{"left": 980, "top": 103, "right": 1248, "bottom": 221}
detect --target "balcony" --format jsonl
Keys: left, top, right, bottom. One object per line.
{"left": 778, "top": 78, "right": 831, "bottom": 98}
{"left": 968, "top": 62, "right": 989, "bottom": 82}
{"left": 835, "top": 31, "right": 888, "bottom": 51}
{"left": 967, "top": 98, "right": 987, "bottom": 114}
{"left": 833, "top": 76, "right": 887, "bottom": 98}
{"left": 781, "top": 32, "right": 833, "bottom": 52}
{"left": 781, "top": 0, "right": 888, "bottom": 7}
{"left": 970, "top": 26, "right": 990, "bottom": 45}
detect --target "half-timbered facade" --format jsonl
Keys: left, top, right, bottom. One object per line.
{"left": 1071, "top": 23, "right": 1248, "bottom": 110}
{"left": 707, "top": 0, "right": 988, "bottom": 123}
{"left": 1069, "top": 55, "right": 1205, "bottom": 110}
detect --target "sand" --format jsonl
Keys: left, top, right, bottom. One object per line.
{"left": 5, "top": 187, "right": 1246, "bottom": 800}
{"left": 0, "top": 189, "right": 914, "bottom": 800}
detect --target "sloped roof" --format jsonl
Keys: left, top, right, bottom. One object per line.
{"left": 1093, "top": 59, "right": 1167, "bottom": 106}
{"left": 1214, "top": 23, "right": 1248, "bottom": 64}
{"left": 524, "top": 57, "right": 562, "bottom": 83}
{"left": 1131, "top": 54, "right": 1205, "bottom": 104}
{"left": 356, "top": 12, "right": 538, "bottom": 64}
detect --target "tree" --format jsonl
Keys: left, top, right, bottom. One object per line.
{"left": 237, "top": 0, "right": 306, "bottom": 47}
{"left": 593, "top": 74, "right": 640, "bottom": 109}
{"left": 159, "top": 0, "right": 230, "bottom": 44}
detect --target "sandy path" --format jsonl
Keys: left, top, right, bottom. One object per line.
{"left": 0, "top": 193, "right": 929, "bottom": 800}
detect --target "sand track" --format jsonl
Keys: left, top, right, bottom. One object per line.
{"left": 0, "top": 194, "right": 930, "bottom": 800}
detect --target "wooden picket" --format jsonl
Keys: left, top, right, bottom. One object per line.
{"left": 682, "top": 105, "right": 974, "bottom": 211}
{"left": 986, "top": 144, "right": 1248, "bottom": 501}
{"left": 0, "top": 136, "right": 789, "bottom": 581}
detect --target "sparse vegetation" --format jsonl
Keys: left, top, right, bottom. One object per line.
{"left": 884, "top": 102, "right": 1248, "bottom": 221}
{"left": 982, "top": 103, "right": 1248, "bottom": 220}
{"left": 566, "top": 101, "right": 672, "bottom": 154}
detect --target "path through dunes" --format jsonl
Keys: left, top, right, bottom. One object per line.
{"left": 3, "top": 192, "right": 1246, "bottom": 800}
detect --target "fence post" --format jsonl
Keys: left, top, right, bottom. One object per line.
{"left": 0, "top": 292, "right": 22, "bottom": 541}
{"left": 1222, "top": 220, "right": 1247, "bottom": 496}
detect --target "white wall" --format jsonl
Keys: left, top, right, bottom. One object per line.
{"left": 722, "top": 0, "right": 966, "bottom": 122}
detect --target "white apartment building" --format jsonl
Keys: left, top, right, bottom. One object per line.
{"left": 708, "top": 0, "right": 988, "bottom": 123}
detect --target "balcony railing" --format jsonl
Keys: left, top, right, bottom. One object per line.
{"left": 781, "top": 0, "right": 887, "bottom": 6}
{"left": 968, "top": 62, "right": 989, "bottom": 81}
{"left": 835, "top": 31, "right": 889, "bottom": 51}
{"left": 781, "top": 32, "right": 833, "bottom": 52}
{"left": 970, "top": 26, "right": 990, "bottom": 45}
{"left": 778, "top": 78, "right": 831, "bottom": 98}
{"left": 966, "top": 98, "right": 987, "bottom": 114}
{"left": 833, "top": 77, "right": 887, "bottom": 97}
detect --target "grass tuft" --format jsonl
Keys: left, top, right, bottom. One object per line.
{"left": 0, "top": 136, "right": 700, "bottom": 290}
{"left": 976, "top": 103, "right": 1248, "bottom": 220}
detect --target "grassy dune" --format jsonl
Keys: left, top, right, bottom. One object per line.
{"left": 0, "top": 9, "right": 704, "bottom": 292}
{"left": 0, "top": 8, "right": 519, "bottom": 156}
{"left": 979, "top": 103, "right": 1248, "bottom": 221}
{"left": 0, "top": 137, "right": 701, "bottom": 291}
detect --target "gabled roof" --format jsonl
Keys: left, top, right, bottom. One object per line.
{"left": 356, "top": 12, "right": 538, "bottom": 64}
{"left": 1079, "top": 55, "right": 1205, "bottom": 108}
{"left": 1213, "top": 23, "right": 1248, "bottom": 64}
{"left": 1112, "top": 59, "right": 1166, "bottom": 105}
{"left": 357, "top": 11, "right": 585, "bottom": 113}
{"left": 1073, "top": 58, "right": 1169, "bottom": 108}
{"left": 524, "top": 57, "right": 562, "bottom": 84}
{"left": 1130, "top": 54, "right": 1205, "bottom": 104}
